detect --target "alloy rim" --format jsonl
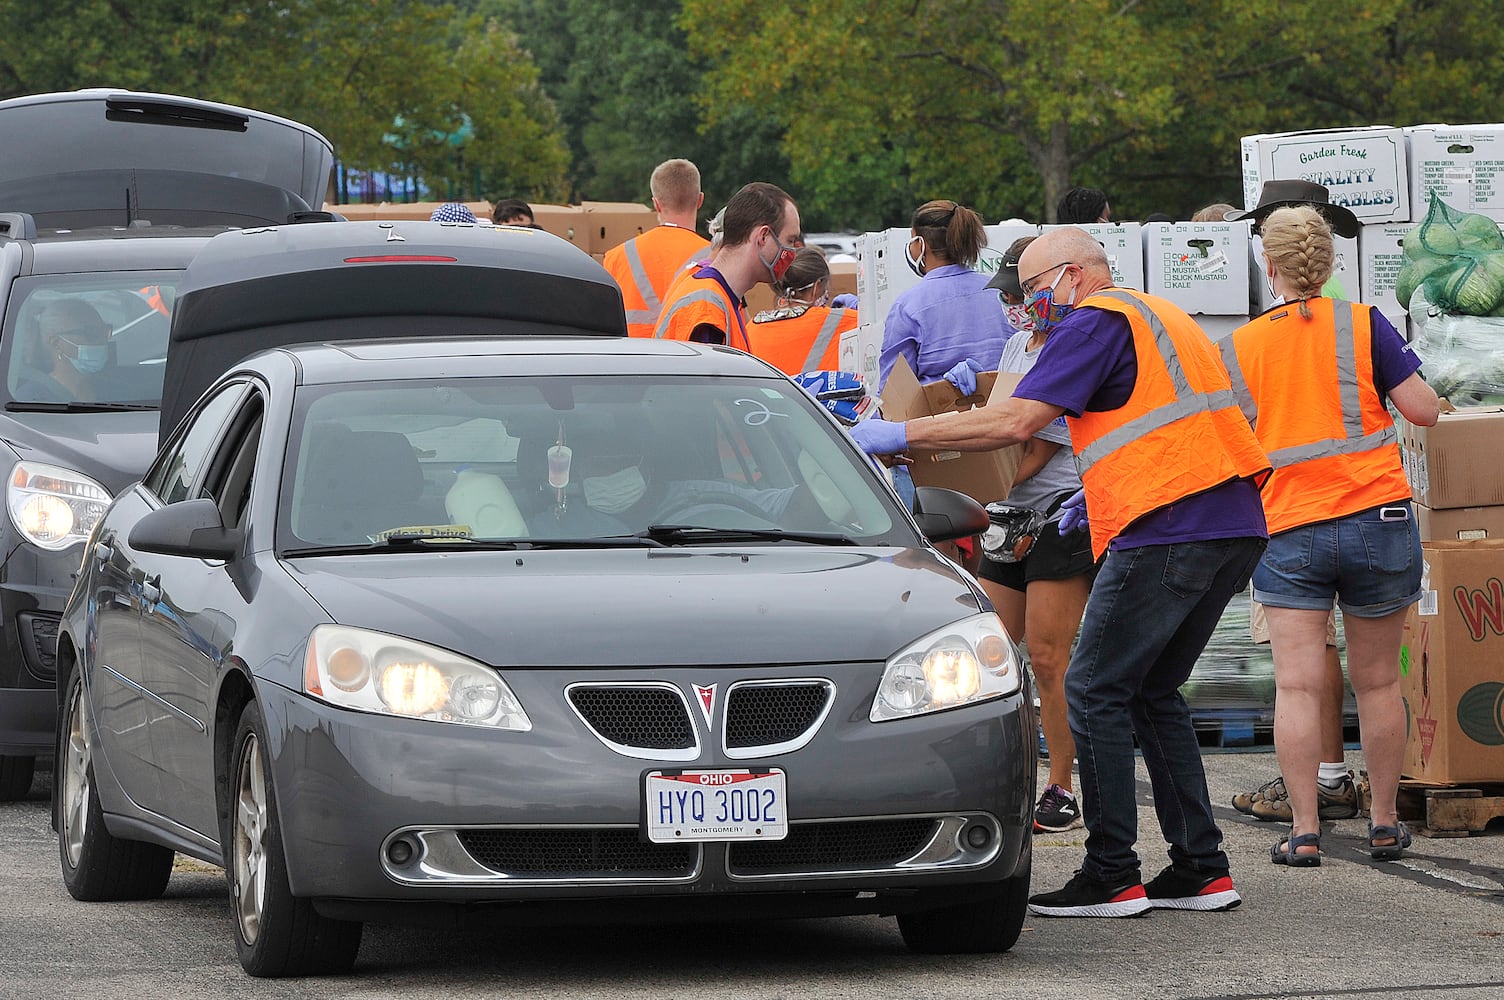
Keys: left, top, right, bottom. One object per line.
{"left": 231, "top": 732, "right": 268, "bottom": 944}
{"left": 61, "top": 682, "right": 90, "bottom": 867}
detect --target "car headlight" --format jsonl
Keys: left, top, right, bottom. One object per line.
{"left": 870, "top": 614, "right": 1020, "bottom": 722}
{"left": 7, "top": 462, "right": 111, "bottom": 551}
{"left": 303, "top": 624, "right": 531, "bottom": 731}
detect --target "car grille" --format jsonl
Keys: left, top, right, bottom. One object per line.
{"left": 568, "top": 684, "right": 696, "bottom": 751}
{"left": 18, "top": 612, "right": 60, "bottom": 680}
{"left": 727, "top": 818, "right": 939, "bottom": 875}
{"left": 724, "top": 681, "right": 832, "bottom": 750}
{"left": 457, "top": 828, "right": 696, "bottom": 877}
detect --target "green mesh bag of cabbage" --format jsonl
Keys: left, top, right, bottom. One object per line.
{"left": 1397, "top": 191, "right": 1504, "bottom": 316}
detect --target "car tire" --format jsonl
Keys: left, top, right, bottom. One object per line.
{"left": 57, "top": 663, "right": 173, "bottom": 901}
{"left": 225, "top": 700, "right": 361, "bottom": 977}
{"left": 896, "top": 863, "right": 1031, "bottom": 954}
{"left": 0, "top": 753, "right": 35, "bottom": 801}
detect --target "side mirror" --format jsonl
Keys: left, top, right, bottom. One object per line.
{"left": 912, "top": 486, "right": 990, "bottom": 543}
{"left": 128, "top": 497, "right": 242, "bottom": 560}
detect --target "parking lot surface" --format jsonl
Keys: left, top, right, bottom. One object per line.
{"left": 2, "top": 750, "right": 1502, "bottom": 998}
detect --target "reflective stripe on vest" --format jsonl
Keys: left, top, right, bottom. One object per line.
{"left": 801, "top": 309, "right": 847, "bottom": 371}
{"left": 620, "top": 239, "right": 661, "bottom": 326}
{"left": 1223, "top": 300, "right": 1398, "bottom": 469}
{"left": 655, "top": 287, "right": 735, "bottom": 340}
{"left": 1073, "top": 290, "right": 1239, "bottom": 475}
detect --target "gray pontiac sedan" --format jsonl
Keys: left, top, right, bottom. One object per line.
{"left": 55, "top": 229, "right": 1035, "bottom": 978}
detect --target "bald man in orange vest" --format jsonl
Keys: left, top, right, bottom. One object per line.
{"left": 603, "top": 159, "right": 711, "bottom": 338}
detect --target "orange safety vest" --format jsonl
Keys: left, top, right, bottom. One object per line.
{"left": 138, "top": 285, "right": 168, "bottom": 316}
{"left": 603, "top": 224, "right": 711, "bottom": 338}
{"left": 653, "top": 266, "right": 749, "bottom": 351}
{"left": 746, "top": 305, "right": 857, "bottom": 375}
{"left": 1221, "top": 298, "right": 1410, "bottom": 535}
{"left": 1066, "top": 289, "right": 1271, "bottom": 559}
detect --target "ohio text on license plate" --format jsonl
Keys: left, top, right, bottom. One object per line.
{"left": 645, "top": 769, "right": 788, "bottom": 843}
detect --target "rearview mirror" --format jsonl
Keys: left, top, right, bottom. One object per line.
{"left": 912, "top": 487, "right": 989, "bottom": 543}
{"left": 128, "top": 497, "right": 242, "bottom": 560}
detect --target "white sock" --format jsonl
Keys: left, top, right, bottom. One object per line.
{"left": 1318, "top": 762, "right": 1348, "bottom": 787}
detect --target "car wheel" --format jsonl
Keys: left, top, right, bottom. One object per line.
{"left": 897, "top": 863, "right": 1031, "bottom": 954}
{"left": 226, "top": 700, "right": 361, "bottom": 977}
{"left": 0, "top": 753, "right": 35, "bottom": 801}
{"left": 57, "top": 664, "right": 173, "bottom": 901}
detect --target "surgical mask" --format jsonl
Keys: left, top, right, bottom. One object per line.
{"left": 1023, "top": 266, "right": 1076, "bottom": 333}
{"left": 761, "top": 229, "right": 799, "bottom": 283}
{"left": 904, "top": 235, "right": 927, "bottom": 277}
{"left": 582, "top": 466, "right": 647, "bottom": 514}
{"left": 1002, "top": 301, "right": 1032, "bottom": 331}
{"left": 1264, "top": 259, "right": 1283, "bottom": 303}
{"left": 66, "top": 344, "right": 109, "bottom": 374}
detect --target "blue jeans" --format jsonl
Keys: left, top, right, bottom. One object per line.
{"left": 1066, "top": 536, "right": 1267, "bottom": 882}
{"left": 1253, "top": 501, "right": 1423, "bottom": 618}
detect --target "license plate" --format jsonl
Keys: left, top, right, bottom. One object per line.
{"left": 644, "top": 768, "right": 788, "bottom": 843}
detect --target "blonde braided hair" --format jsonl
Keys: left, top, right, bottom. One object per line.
{"left": 1260, "top": 205, "right": 1334, "bottom": 319}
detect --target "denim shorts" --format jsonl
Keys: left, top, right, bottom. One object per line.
{"left": 1251, "top": 501, "right": 1423, "bottom": 618}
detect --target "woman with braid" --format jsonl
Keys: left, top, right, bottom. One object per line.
{"left": 1220, "top": 206, "right": 1439, "bottom": 867}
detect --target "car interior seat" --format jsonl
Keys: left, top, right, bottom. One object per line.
{"left": 294, "top": 425, "right": 434, "bottom": 543}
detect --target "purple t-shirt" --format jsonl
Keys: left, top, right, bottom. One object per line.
{"left": 879, "top": 264, "right": 1013, "bottom": 386}
{"left": 1013, "top": 305, "right": 1268, "bottom": 550}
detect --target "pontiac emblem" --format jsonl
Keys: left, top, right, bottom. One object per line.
{"left": 693, "top": 684, "right": 716, "bottom": 727}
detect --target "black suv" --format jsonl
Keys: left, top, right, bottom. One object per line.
{"left": 0, "top": 90, "right": 333, "bottom": 798}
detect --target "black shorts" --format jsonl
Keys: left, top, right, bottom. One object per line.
{"left": 976, "top": 511, "right": 1098, "bottom": 591}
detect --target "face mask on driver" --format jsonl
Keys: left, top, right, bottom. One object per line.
{"left": 582, "top": 466, "right": 647, "bottom": 514}
{"left": 65, "top": 343, "right": 109, "bottom": 374}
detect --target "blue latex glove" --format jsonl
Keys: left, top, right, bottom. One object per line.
{"left": 942, "top": 357, "right": 986, "bottom": 396}
{"left": 1058, "top": 488, "right": 1089, "bottom": 534}
{"left": 831, "top": 293, "right": 859, "bottom": 310}
{"left": 850, "top": 416, "right": 908, "bottom": 456}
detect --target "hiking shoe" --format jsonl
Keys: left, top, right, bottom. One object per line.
{"left": 1143, "top": 865, "right": 1242, "bottom": 912}
{"left": 1231, "top": 775, "right": 1282, "bottom": 817}
{"left": 1028, "top": 870, "right": 1150, "bottom": 918}
{"left": 1034, "top": 783, "right": 1084, "bottom": 833}
{"left": 1245, "top": 773, "right": 1361, "bottom": 822}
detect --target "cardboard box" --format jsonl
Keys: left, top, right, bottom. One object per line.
{"left": 331, "top": 201, "right": 494, "bottom": 223}
{"left": 1241, "top": 126, "right": 1410, "bottom": 224}
{"left": 1400, "top": 404, "right": 1504, "bottom": 509}
{"left": 1416, "top": 503, "right": 1504, "bottom": 541}
{"left": 1250, "top": 231, "right": 1361, "bottom": 313}
{"left": 1406, "top": 124, "right": 1504, "bottom": 221}
{"left": 838, "top": 322, "right": 883, "bottom": 389}
{"left": 881, "top": 357, "right": 1024, "bottom": 503}
{"left": 529, "top": 204, "right": 587, "bottom": 247}
{"left": 1356, "top": 222, "right": 1414, "bottom": 334}
{"left": 1400, "top": 540, "right": 1504, "bottom": 783}
{"left": 578, "top": 201, "right": 659, "bottom": 254}
{"left": 1143, "top": 221, "right": 1253, "bottom": 315}
{"left": 1040, "top": 223, "right": 1145, "bottom": 290}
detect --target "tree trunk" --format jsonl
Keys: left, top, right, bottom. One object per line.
{"left": 1039, "top": 121, "right": 1073, "bottom": 225}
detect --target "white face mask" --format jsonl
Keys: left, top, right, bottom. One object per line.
{"left": 582, "top": 466, "right": 647, "bottom": 514}
{"left": 904, "top": 235, "right": 927, "bottom": 277}
{"left": 1264, "top": 258, "right": 1283, "bottom": 303}
{"left": 1003, "top": 302, "right": 1032, "bottom": 331}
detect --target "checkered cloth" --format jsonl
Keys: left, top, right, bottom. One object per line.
{"left": 430, "top": 202, "right": 479, "bottom": 224}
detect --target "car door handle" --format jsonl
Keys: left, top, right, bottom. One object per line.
{"left": 94, "top": 541, "right": 113, "bottom": 562}
{"left": 141, "top": 577, "right": 161, "bottom": 604}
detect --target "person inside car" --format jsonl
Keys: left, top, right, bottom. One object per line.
{"left": 15, "top": 299, "right": 114, "bottom": 403}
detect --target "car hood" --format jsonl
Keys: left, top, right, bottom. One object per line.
{"left": 286, "top": 547, "right": 986, "bottom": 667}
{"left": 0, "top": 410, "right": 158, "bottom": 493}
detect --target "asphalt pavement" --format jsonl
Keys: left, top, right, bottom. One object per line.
{"left": 1, "top": 750, "right": 1502, "bottom": 999}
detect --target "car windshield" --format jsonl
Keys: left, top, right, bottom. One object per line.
{"left": 0, "top": 274, "right": 175, "bottom": 407}
{"left": 279, "top": 374, "right": 903, "bottom": 551}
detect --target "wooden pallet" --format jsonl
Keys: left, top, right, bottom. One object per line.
{"left": 1397, "top": 779, "right": 1504, "bottom": 838}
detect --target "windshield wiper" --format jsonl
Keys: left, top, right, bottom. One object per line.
{"left": 633, "top": 524, "right": 858, "bottom": 546}
{"left": 5, "top": 400, "right": 158, "bottom": 413}
{"left": 280, "top": 532, "right": 669, "bottom": 557}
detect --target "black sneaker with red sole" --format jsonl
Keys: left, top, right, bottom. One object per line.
{"left": 1028, "top": 869, "right": 1151, "bottom": 918}
{"left": 1143, "top": 864, "right": 1242, "bottom": 912}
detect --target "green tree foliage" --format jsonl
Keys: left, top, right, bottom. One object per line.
{"left": 0, "top": 0, "right": 569, "bottom": 203}
{"left": 683, "top": 0, "right": 1504, "bottom": 225}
